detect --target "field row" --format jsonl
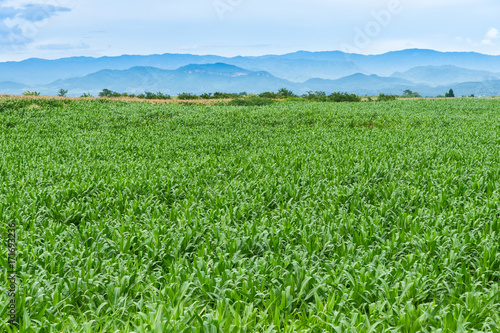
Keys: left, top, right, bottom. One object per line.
{"left": 0, "top": 98, "right": 499, "bottom": 332}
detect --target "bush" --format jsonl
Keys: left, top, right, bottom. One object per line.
{"left": 329, "top": 92, "right": 362, "bottom": 103}
{"left": 177, "top": 93, "right": 200, "bottom": 100}
{"left": 377, "top": 94, "right": 397, "bottom": 102}
{"left": 259, "top": 92, "right": 279, "bottom": 99}
{"left": 144, "top": 91, "right": 171, "bottom": 100}
{"left": 278, "top": 88, "right": 297, "bottom": 98}
{"left": 258, "top": 89, "right": 296, "bottom": 100}
{"left": 22, "top": 91, "right": 41, "bottom": 96}
{"left": 302, "top": 91, "right": 327, "bottom": 101}
{"left": 81, "top": 93, "right": 93, "bottom": 98}
{"left": 301, "top": 91, "right": 361, "bottom": 103}
{"left": 99, "top": 89, "right": 120, "bottom": 97}
{"left": 402, "top": 90, "right": 421, "bottom": 98}
{"left": 213, "top": 92, "right": 240, "bottom": 99}
{"left": 200, "top": 93, "right": 213, "bottom": 99}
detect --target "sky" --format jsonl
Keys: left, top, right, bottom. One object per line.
{"left": 0, "top": 0, "right": 499, "bottom": 62}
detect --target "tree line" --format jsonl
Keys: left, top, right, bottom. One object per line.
{"left": 20, "top": 88, "right": 470, "bottom": 100}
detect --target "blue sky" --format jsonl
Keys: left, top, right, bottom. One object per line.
{"left": 0, "top": 0, "right": 499, "bottom": 61}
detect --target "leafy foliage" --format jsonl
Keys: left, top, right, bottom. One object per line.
{"left": 226, "top": 96, "right": 274, "bottom": 106}
{"left": 402, "top": 89, "right": 422, "bottom": 98}
{"left": 301, "top": 91, "right": 361, "bottom": 102}
{"left": 98, "top": 89, "right": 171, "bottom": 100}
{"left": 57, "top": 89, "right": 68, "bottom": 97}
{"left": 1, "top": 98, "right": 500, "bottom": 331}
{"left": 22, "top": 91, "right": 40, "bottom": 96}
{"left": 177, "top": 92, "right": 200, "bottom": 100}
{"left": 259, "top": 88, "right": 298, "bottom": 99}
{"left": 98, "top": 88, "right": 121, "bottom": 97}
{"left": 205, "top": 92, "right": 245, "bottom": 99}
{"left": 142, "top": 91, "right": 171, "bottom": 100}
{"left": 377, "top": 93, "right": 398, "bottom": 102}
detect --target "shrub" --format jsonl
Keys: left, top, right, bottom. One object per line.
{"left": 99, "top": 89, "right": 120, "bottom": 97}
{"left": 259, "top": 92, "right": 279, "bottom": 99}
{"left": 377, "top": 94, "right": 397, "bottom": 102}
{"left": 258, "top": 89, "right": 296, "bottom": 99}
{"left": 177, "top": 93, "right": 200, "bottom": 100}
{"left": 329, "top": 92, "right": 362, "bottom": 103}
{"left": 301, "top": 91, "right": 361, "bottom": 103}
{"left": 213, "top": 92, "right": 239, "bottom": 99}
{"left": 278, "top": 88, "right": 297, "bottom": 98}
{"left": 144, "top": 91, "right": 171, "bottom": 100}
{"left": 302, "top": 91, "right": 326, "bottom": 101}
{"left": 22, "top": 91, "right": 41, "bottom": 96}
{"left": 200, "top": 93, "right": 213, "bottom": 99}
{"left": 401, "top": 90, "right": 421, "bottom": 98}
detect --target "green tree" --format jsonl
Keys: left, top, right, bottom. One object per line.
{"left": 99, "top": 89, "right": 120, "bottom": 97}
{"left": 278, "top": 88, "right": 297, "bottom": 98}
{"left": 58, "top": 89, "right": 68, "bottom": 97}
{"left": 445, "top": 89, "right": 455, "bottom": 98}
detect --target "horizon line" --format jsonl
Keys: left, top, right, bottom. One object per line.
{"left": 3, "top": 48, "right": 500, "bottom": 63}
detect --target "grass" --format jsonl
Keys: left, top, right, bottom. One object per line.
{"left": 0, "top": 97, "right": 499, "bottom": 332}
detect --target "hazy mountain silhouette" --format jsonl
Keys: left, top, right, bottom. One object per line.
{"left": 2, "top": 49, "right": 500, "bottom": 84}
{"left": 391, "top": 65, "right": 500, "bottom": 86}
{"left": 43, "top": 64, "right": 297, "bottom": 95}
{"left": 2, "top": 49, "right": 500, "bottom": 97}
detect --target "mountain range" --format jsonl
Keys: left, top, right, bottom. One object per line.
{"left": 1, "top": 49, "right": 500, "bottom": 97}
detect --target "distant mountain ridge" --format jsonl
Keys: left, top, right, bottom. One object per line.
{"left": 43, "top": 64, "right": 297, "bottom": 95}
{"left": 391, "top": 65, "right": 500, "bottom": 86}
{"left": 1, "top": 49, "right": 500, "bottom": 96}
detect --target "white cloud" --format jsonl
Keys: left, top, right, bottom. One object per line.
{"left": 2, "top": 0, "right": 500, "bottom": 60}
{"left": 486, "top": 28, "right": 499, "bottom": 39}
{"left": 481, "top": 28, "right": 499, "bottom": 46}
{"left": 0, "top": 2, "right": 71, "bottom": 46}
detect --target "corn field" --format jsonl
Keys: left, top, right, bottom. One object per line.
{"left": 0, "top": 97, "right": 499, "bottom": 332}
